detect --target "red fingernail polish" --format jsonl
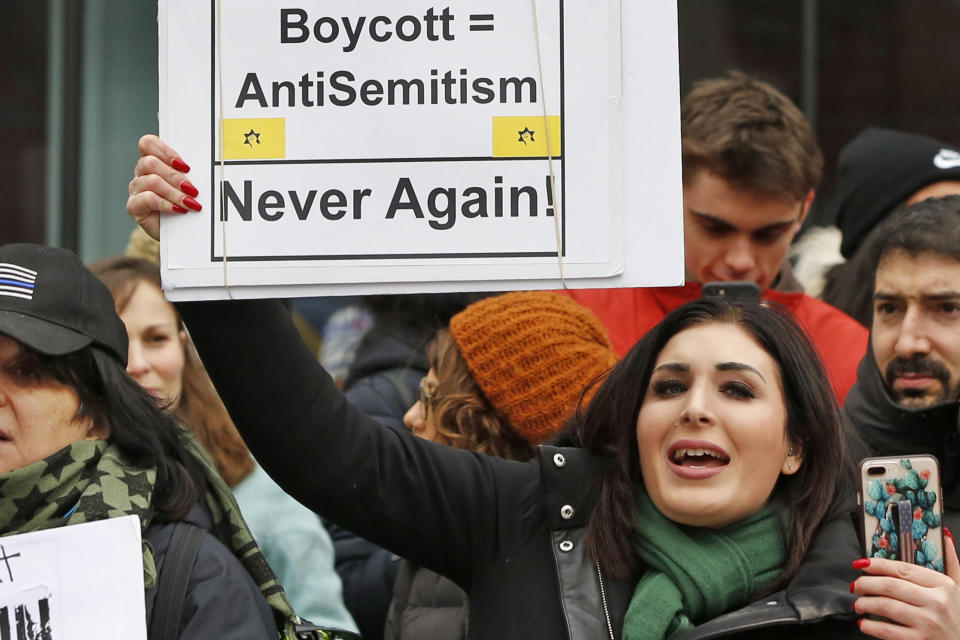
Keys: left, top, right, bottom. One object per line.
{"left": 183, "top": 196, "right": 202, "bottom": 212}
{"left": 851, "top": 558, "right": 870, "bottom": 569}
{"left": 857, "top": 618, "right": 863, "bottom": 629}
{"left": 172, "top": 204, "right": 188, "bottom": 213}
{"left": 945, "top": 526, "right": 953, "bottom": 540}
{"left": 180, "top": 180, "right": 199, "bottom": 198}
{"left": 171, "top": 158, "right": 190, "bottom": 173}
{"left": 849, "top": 580, "right": 856, "bottom": 593}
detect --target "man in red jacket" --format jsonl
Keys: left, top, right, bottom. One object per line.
{"left": 562, "top": 72, "right": 867, "bottom": 401}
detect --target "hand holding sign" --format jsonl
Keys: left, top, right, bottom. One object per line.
{"left": 126, "top": 135, "right": 200, "bottom": 241}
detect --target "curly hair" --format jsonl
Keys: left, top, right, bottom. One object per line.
{"left": 426, "top": 330, "right": 535, "bottom": 462}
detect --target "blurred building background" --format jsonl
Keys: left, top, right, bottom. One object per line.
{"left": 4, "top": 0, "right": 960, "bottom": 258}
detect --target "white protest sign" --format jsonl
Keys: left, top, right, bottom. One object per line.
{"left": 158, "top": 0, "right": 683, "bottom": 299}
{"left": 0, "top": 516, "right": 146, "bottom": 639}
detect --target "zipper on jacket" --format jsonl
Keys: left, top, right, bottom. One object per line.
{"left": 595, "top": 562, "right": 615, "bottom": 640}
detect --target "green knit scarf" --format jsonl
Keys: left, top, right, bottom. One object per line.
{"left": 622, "top": 490, "right": 787, "bottom": 640}
{"left": 0, "top": 437, "right": 300, "bottom": 638}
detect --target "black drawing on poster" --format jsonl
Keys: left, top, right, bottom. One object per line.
{"left": 0, "top": 547, "right": 22, "bottom": 584}
{"left": 0, "top": 594, "right": 53, "bottom": 640}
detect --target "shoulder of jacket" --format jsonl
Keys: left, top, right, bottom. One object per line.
{"left": 537, "top": 445, "right": 606, "bottom": 531}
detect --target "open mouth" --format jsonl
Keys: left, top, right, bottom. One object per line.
{"left": 670, "top": 447, "right": 730, "bottom": 469}
{"left": 667, "top": 440, "right": 730, "bottom": 478}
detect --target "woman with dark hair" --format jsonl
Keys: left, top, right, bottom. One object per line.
{"left": 128, "top": 139, "right": 869, "bottom": 638}
{"left": 0, "top": 244, "right": 301, "bottom": 640}
{"left": 573, "top": 298, "right": 850, "bottom": 588}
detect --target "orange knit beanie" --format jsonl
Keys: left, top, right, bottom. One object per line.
{"left": 448, "top": 291, "right": 618, "bottom": 445}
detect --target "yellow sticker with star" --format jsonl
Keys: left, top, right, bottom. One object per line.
{"left": 222, "top": 118, "right": 286, "bottom": 160}
{"left": 492, "top": 116, "right": 562, "bottom": 158}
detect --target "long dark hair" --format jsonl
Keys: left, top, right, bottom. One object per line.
{"left": 20, "top": 342, "right": 206, "bottom": 521}
{"left": 568, "top": 297, "right": 849, "bottom": 585}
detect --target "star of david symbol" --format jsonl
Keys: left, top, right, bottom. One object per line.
{"left": 517, "top": 127, "right": 535, "bottom": 145}
{"left": 243, "top": 129, "right": 261, "bottom": 147}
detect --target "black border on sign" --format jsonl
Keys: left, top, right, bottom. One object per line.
{"left": 209, "top": 0, "right": 566, "bottom": 262}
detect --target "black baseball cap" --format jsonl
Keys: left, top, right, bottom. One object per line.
{"left": 833, "top": 128, "right": 960, "bottom": 259}
{"left": 0, "top": 243, "right": 128, "bottom": 365}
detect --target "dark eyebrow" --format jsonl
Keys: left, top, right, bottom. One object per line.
{"left": 874, "top": 292, "right": 901, "bottom": 301}
{"left": 716, "top": 361, "right": 765, "bottom": 382}
{"left": 690, "top": 211, "right": 797, "bottom": 235}
{"left": 653, "top": 362, "right": 690, "bottom": 373}
{"left": 690, "top": 212, "right": 737, "bottom": 232}
{"left": 874, "top": 291, "right": 960, "bottom": 302}
{"left": 750, "top": 221, "right": 795, "bottom": 236}
{"left": 144, "top": 321, "right": 178, "bottom": 331}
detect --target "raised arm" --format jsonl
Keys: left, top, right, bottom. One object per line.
{"left": 126, "top": 136, "right": 542, "bottom": 588}
{"left": 178, "top": 298, "right": 539, "bottom": 588}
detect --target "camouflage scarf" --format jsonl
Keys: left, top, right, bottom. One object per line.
{"left": 0, "top": 437, "right": 301, "bottom": 638}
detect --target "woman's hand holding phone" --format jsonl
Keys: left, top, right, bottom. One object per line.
{"left": 852, "top": 530, "right": 960, "bottom": 639}
{"left": 126, "top": 134, "right": 199, "bottom": 240}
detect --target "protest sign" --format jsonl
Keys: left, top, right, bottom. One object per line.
{"left": 0, "top": 516, "right": 146, "bottom": 639}
{"left": 158, "top": 0, "right": 683, "bottom": 299}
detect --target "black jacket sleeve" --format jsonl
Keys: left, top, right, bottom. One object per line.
{"left": 177, "top": 299, "right": 544, "bottom": 589}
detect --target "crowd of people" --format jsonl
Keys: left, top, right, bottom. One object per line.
{"left": 1, "top": 69, "right": 959, "bottom": 639}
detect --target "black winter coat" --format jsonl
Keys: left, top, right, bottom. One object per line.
{"left": 179, "top": 299, "right": 861, "bottom": 640}
{"left": 143, "top": 503, "right": 276, "bottom": 639}
{"left": 331, "top": 324, "right": 428, "bottom": 639}
{"left": 843, "top": 350, "right": 960, "bottom": 529}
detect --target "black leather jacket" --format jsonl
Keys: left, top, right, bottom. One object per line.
{"left": 179, "top": 299, "right": 861, "bottom": 640}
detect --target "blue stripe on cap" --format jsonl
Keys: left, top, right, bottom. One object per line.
{"left": 0, "top": 279, "right": 34, "bottom": 288}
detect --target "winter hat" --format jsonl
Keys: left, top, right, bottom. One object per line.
{"left": 0, "top": 243, "right": 128, "bottom": 365}
{"left": 448, "top": 291, "right": 618, "bottom": 444}
{"left": 833, "top": 128, "right": 960, "bottom": 258}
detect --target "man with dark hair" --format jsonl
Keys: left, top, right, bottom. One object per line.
{"left": 842, "top": 196, "right": 960, "bottom": 633}
{"left": 845, "top": 195, "right": 960, "bottom": 441}
{"left": 562, "top": 72, "right": 866, "bottom": 400}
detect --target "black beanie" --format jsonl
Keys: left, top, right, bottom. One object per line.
{"left": 833, "top": 128, "right": 960, "bottom": 258}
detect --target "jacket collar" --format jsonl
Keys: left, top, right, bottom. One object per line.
{"left": 539, "top": 446, "right": 859, "bottom": 639}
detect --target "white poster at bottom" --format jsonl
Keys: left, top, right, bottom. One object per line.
{"left": 0, "top": 516, "right": 146, "bottom": 640}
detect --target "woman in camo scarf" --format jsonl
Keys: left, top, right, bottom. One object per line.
{"left": 0, "top": 243, "right": 300, "bottom": 640}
